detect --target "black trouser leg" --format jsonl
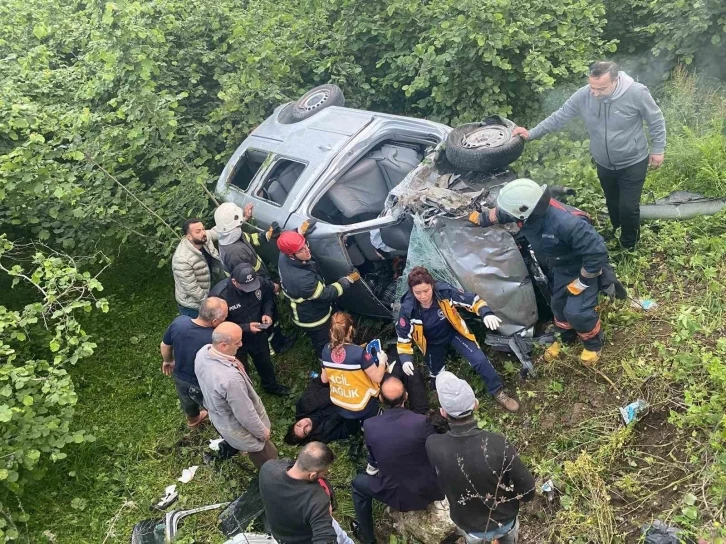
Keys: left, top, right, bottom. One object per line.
{"left": 304, "top": 319, "right": 331, "bottom": 361}
{"left": 236, "top": 333, "right": 279, "bottom": 391}
{"left": 351, "top": 474, "right": 378, "bottom": 544}
{"left": 268, "top": 299, "right": 290, "bottom": 353}
{"left": 598, "top": 158, "right": 648, "bottom": 248}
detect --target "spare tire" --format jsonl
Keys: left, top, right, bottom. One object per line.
{"left": 445, "top": 115, "right": 524, "bottom": 172}
{"left": 281, "top": 84, "right": 345, "bottom": 124}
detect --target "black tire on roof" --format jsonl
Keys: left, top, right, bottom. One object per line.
{"left": 279, "top": 84, "right": 345, "bottom": 124}
{"left": 445, "top": 115, "right": 525, "bottom": 172}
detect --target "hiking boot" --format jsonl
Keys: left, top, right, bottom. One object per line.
{"left": 580, "top": 349, "right": 601, "bottom": 366}
{"left": 544, "top": 342, "right": 561, "bottom": 362}
{"left": 187, "top": 409, "right": 208, "bottom": 428}
{"left": 494, "top": 390, "right": 520, "bottom": 412}
{"left": 265, "top": 384, "right": 291, "bottom": 396}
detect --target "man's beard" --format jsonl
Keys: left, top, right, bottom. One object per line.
{"left": 195, "top": 235, "right": 208, "bottom": 244}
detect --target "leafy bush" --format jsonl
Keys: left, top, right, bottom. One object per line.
{"left": 0, "top": 237, "right": 107, "bottom": 541}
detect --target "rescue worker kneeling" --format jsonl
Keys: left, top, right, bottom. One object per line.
{"left": 396, "top": 266, "right": 520, "bottom": 413}
{"left": 470, "top": 178, "right": 615, "bottom": 365}
{"left": 321, "top": 312, "right": 386, "bottom": 424}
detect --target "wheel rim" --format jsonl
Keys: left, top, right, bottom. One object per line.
{"left": 301, "top": 90, "right": 330, "bottom": 111}
{"left": 461, "top": 126, "right": 508, "bottom": 149}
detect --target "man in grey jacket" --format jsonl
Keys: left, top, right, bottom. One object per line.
{"left": 513, "top": 61, "right": 666, "bottom": 249}
{"left": 172, "top": 218, "right": 224, "bottom": 317}
{"left": 195, "top": 321, "right": 278, "bottom": 468}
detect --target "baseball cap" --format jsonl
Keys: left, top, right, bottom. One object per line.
{"left": 231, "top": 263, "right": 261, "bottom": 293}
{"left": 436, "top": 371, "right": 476, "bottom": 418}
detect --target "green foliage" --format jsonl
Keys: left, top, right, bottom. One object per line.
{"left": 604, "top": 0, "right": 726, "bottom": 80}
{"left": 0, "top": 236, "right": 106, "bottom": 542}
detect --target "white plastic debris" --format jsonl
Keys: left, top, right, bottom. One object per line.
{"left": 620, "top": 399, "right": 648, "bottom": 425}
{"left": 152, "top": 484, "right": 178, "bottom": 510}
{"left": 178, "top": 465, "right": 199, "bottom": 483}
{"left": 209, "top": 438, "right": 225, "bottom": 451}
{"left": 630, "top": 298, "right": 658, "bottom": 311}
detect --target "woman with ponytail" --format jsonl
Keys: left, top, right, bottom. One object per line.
{"left": 321, "top": 312, "right": 387, "bottom": 422}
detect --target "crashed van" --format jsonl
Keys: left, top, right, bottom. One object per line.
{"left": 215, "top": 85, "right": 551, "bottom": 373}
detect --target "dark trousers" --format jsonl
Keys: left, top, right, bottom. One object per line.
{"left": 173, "top": 376, "right": 205, "bottom": 419}
{"left": 551, "top": 267, "right": 603, "bottom": 351}
{"left": 218, "top": 439, "right": 278, "bottom": 469}
{"left": 352, "top": 473, "right": 389, "bottom": 544}
{"left": 597, "top": 157, "right": 649, "bottom": 248}
{"left": 304, "top": 319, "right": 331, "bottom": 361}
{"left": 268, "top": 298, "right": 293, "bottom": 353}
{"left": 425, "top": 333, "right": 503, "bottom": 395}
{"left": 177, "top": 304, "right": 199, "bottom": 318}
{"left": 236, "top": 332, "right": 279, "bottom": 392}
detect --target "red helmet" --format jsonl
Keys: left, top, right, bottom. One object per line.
{"left": 277, "top": 231, "right": 306, "bottom": 255}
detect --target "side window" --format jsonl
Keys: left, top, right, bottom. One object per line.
{"left": 256, "top": 159, "right": 306, "bottom": 206}
{"left": 228, "top": 149, "right": 270, "bottom": 192}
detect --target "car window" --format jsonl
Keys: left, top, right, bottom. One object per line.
{"left": 256, "top": 159, "right": 306, "bottom": 206}
{"left": 228, "top": 149, "right": 271, "bottom": 192}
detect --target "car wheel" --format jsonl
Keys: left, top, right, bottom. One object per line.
{"left": 277, "top": 102, "right": 296, "bottom": 124}
{"left": 286, "top": 84, "right": 345, "bottom": 123}
{"left": 445, "top": 115, "right": 524, "bottom": 172}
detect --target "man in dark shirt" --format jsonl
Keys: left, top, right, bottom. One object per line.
{"left": 351, "top": 376, "right": 444, "bottom": 544}
{"left": 259, "top": 442, "right": 339, "bottom": 544}
{"left": 210, "top": 263, "right": 289, "bottom": 396}
{"left": 160, "top": 297, "right": 228, "bottom": 426}
{"left": 426, "top": 371, "right": 535, "bottom": 543}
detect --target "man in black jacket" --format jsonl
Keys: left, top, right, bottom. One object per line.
{"left": 210, "top": 263, "right": 289, "bottom": 396}
{"left": 426, "top": 371, "right": 535, "bottom": 543}
{"left": 351, "top": 376, "right": 444, "bottom": 544}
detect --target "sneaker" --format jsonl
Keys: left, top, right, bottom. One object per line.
{"left": 580, "top": 349, "right": 601, "bottom": 366}
{"left": 544, "top": 342, "right": 561, "bottom": 362}
{"left": 265, "top": 384, "right": 291, "bottom": 396}
{"left": 494, "top": 390, "right": 520, "bottom": 412}
{"left": 187, "top": 409, "right": 208, "bottom": 428}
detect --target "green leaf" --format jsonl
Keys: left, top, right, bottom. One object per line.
{"left": 49, "top": 340, "right": 61, "bottom": 352}
{"left": 22, "top": 395, "right": 34, "bottom": 406}
{"left": 683, "top": 492, "right": 697, "bottom": 506}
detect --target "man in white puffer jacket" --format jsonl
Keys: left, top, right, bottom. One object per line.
{"left": 172, "top": 218, "right": 224, "bottom": 317}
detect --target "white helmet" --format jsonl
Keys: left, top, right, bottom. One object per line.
{"left": 496, "top": 178, "right": 547, "bottom": 221}
{"left": 214, "top": 202, "right": 245, "bottom": 234}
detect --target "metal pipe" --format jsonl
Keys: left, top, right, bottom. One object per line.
{"left": 640, "top": 200, "right": 726, "bottom": 220}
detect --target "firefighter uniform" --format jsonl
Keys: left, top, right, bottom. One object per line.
{"left": 477, "top": 199, "right": 608, "bottom": 351}
{"left": 278, "top": 253, "right": 351, "bottom": 359}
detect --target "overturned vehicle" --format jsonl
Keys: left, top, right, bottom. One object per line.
{"left": 216, "top": 85, "right": 555, "bottom": 375}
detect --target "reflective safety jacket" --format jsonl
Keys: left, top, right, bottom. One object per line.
{"left": 396, "top": 281, "right": 492, "bottom": 365}
{"left": 321, "top": 343, "right": 380, "bottom": 411}
{"left": 219, "top": 231, "right": 268, "bottom": 278}
{"left": 278, "top": 254, "right": 348, "bottom": 328}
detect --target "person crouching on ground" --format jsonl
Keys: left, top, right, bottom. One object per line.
{"left": 396, "top": 266, "right": 519, "bottom": 412}
{"left": 321, "top": 312, "right": 386, "bottom": 425}
{"left": 426, "top": 371, "right": 535, "bottom": 544}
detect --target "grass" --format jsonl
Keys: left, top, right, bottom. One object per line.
{"left": 8, "top": 72, "right": 726, "bottom": 543}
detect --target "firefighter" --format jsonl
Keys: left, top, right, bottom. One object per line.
{"left": 213, "top": 202, "right": 295, "bottom": 354}
{"left": 396, "top": 266, "right": 520, "bottom": 412}
{"left": 210, "top": 263, "right": 290, "bottom": 396}
{"left": 469, "top": 178, "right": 611, "bottom": 365}
{"left": 276, "top": 228, "right": 361, "bottom": 360}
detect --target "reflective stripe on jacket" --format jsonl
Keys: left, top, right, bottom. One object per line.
{"left": 395, "top": 281, "right": 491, "bottom": 365}
{"left": 321, "top": 344, "right": 379, "bottom": 411}
{"left": 278, "top": 253, "right": 347, "bottom": 328}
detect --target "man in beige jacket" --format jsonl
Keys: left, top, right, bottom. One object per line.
{"left": 172, "top": 218, "right": 224, "bottom": 317}
{"left": 194, "top": 322, "right": 278, "bottom": 468}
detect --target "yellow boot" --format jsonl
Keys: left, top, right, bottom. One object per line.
{"left": 580, "top": 349, "right": 601, "bottom": 366}
{"left": 544, "top": 342, "right": 561, "bottom": 362}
